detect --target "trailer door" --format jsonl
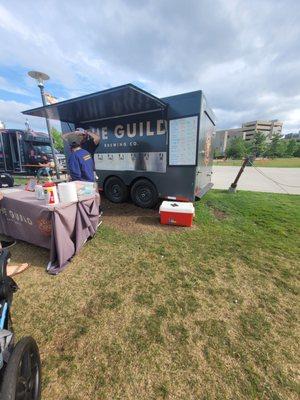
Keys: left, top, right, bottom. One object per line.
{"left": 2, "top": 132, "right": 13, "bottom": 171}
{"left": 0, "top": 133, "right": 6, "bottom": 171}
{"left": 8, "top": 132, "right": 22, "bottom": 172}
{"left": 195, "top": 111, "right": 215, "bottom": 196}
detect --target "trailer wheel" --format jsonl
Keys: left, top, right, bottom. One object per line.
{"left": 131, "top": 179, "right": 158, "bottom": 208}
{"left": 104, "top": 177, "right": 128, "bottom": 203}
{"left": 0, "top": 173, "right": 14, "bottom": 188}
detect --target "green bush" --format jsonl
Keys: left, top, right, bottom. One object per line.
{"left": 226, "top": 137, "right": 247, "bottom": 159}
{"left": 265, "top": 133, "right": 287, "bottom": 158}
{"left": 249, "top": 132, "right": 267, "bottom": 157}
{"left": 285, "top": 139, "right": 297, "bottom": 157}
{"left": 213, "top": 149, "right": 223, "bottom": 159}
{"left": 51, "top": 127, "right": 64, "bottom": 152}
{"left": 293, "top": 143, "right": 300, "bottom": 157}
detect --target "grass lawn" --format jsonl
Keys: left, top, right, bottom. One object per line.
{"left": 9, "top": 191, "right": 300, "bottom": 400}
{"left": 13, "top": 176, "right": 28, "bottom": 185}
{"left": 214, "top": 157, "right": 300, "bottom": 168}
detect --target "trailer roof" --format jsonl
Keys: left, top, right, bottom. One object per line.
{"left": 22, "top": 84, "right": 167, "bottom": 124}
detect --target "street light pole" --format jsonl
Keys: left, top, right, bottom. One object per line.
{"left": 28, "top": 71, "right": 60, "bottom": 180}
{"left": 37, "top": 82, "right": 60, "bottom": 179}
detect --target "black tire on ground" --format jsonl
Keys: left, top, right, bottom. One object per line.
{"left": 0, "top": 174, "right": 14, "bottom": 188}
{"left": 130, "top": 179, "right": 158, "bottom": 208}
{"left": 1, "top": 336, "right": 41, "bottom": 400}
{"left": 104, "top": 177, "right": 129, "bottom": 203}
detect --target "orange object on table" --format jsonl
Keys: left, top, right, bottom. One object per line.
{"left": 43, "top": 182, "right": 59, "bottom": 205}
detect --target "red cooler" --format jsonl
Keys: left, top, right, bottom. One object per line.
{"left": 159, "top": 201, "right": 195, "bottom": 227}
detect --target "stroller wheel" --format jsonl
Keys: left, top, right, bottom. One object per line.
{"left": 1, "top": 336, "right": 41, "bottom": 400}
{"left": 0, "top": 174, "right": 14, "bottom": 188}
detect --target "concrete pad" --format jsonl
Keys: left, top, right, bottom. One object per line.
{"left": 212, "top": 166, "right": 300, "bottom": 195}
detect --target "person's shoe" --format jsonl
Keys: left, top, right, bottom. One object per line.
{"left": 0, "top": 240, "right": 16, "bottom": 249}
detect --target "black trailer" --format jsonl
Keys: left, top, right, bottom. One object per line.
{"left": 23, "top": 84, "right": 216, "bottom": 207}
{"left": 0, "top": 129, "right": 66, "bottom": 175}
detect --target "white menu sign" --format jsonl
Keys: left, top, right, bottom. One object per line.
{"left": 169, "top": 116, "right": 198, "bottom": 165}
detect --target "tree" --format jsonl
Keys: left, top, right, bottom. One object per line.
{"left": 265, "top": 132, "right": 287, "bottom": 158}
{"left": 213, "top": 148, "right": 223, "bottom": 159}
{"left": 293, "top": 143, "right": 300, "bottom": 157}
{"left": 51, "top": 127, "right": 64, "bottom": 152}
{"left": 249, "top": 131, "right": 267, "bottom": 157}
{"left": 286, "top": 139, "right": 298, "bottom": 157}
{"left": 225, "top": 137, "right": 247, "bottom": 159}
{"left": 244, "top": 140, "right": 253, "bottom": 156}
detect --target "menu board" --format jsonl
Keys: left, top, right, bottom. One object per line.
{"left": 169, "top": 116, "right": 198, "bottom": 165}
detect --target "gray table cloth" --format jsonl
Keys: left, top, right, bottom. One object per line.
{"left": 0, "top": 189, "right": 100, "bottom": 275}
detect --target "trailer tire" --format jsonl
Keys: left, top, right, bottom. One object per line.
{"left": 131, "top": 179, "right": 158, "bottom": 209}
{"left": 104, "top": 177, "right": 128, "bottom": 203}
{"left": 0, "top": 173, "right": 14, "bottom": 188}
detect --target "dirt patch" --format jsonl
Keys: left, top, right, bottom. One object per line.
{"left": 100, "top": 197, "right": 192, "bottom": 234}
{"left": 212, "top": 208, "right": 228, "bottom": 220}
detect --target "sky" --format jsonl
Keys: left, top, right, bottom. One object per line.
{"left": 0, "top": 0, "right": 299, "bottom": 133}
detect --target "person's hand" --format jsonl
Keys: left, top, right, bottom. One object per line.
{"left": 86, "top": 130, "right": 100, "bottom": 144}
{"left": 0, "top": 192, "right": 3, "bottom": 201}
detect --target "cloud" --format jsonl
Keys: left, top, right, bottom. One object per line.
{"left": 0, "top": 76, "right": 30, "bottom": 96}
{"left": 0, "top": 99, "right": 60, "bottom": 131}
{"left": 0, "top": 0, "right": 299, "bottom": 133}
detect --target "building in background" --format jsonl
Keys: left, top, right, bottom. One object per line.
{"left": 213, "top": 119, "right": 283, "bottom": 155}
{"left": 284, "top": 131, "right": 300, "bottom": 142}
{"left": 242, "top": 120, "right": 283, "bottom": 142}
{"left": 213, "top": 128, "right": 244, "bottom": 155}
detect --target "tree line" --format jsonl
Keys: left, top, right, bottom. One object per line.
{"left": 52, "top": 126, "right": 300, "bottom": 160}
{"left": 216, "top": 132, "right": 300, "bottom": 159}
{"left": 51, "top": 127, "right": 64, "bottom": 152}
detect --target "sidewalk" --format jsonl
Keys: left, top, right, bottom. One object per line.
{"left": 212, "top": 166, "right": 300, "bottom": 195}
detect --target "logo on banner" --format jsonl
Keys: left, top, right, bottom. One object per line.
{"left": 0, "top": 207, "right": 33, "bottom": 225}
{"left": 89, "top": 119, "right": 167, "bottom": 151}
{"left": 37, "top": 217, "right": 52, "bottom": 236}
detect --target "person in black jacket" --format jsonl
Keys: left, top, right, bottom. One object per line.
{"left": 79, "top": 129, "right": 100, "bottom": 156}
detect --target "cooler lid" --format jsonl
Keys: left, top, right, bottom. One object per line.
{"left": 159, "top": 201, "right": 195, "bottom": 214}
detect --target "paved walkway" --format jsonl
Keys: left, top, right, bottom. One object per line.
{"left": 212, "top": 166, "right": 300, "bottom": 195}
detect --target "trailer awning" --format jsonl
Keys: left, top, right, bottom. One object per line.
{"left": 22, "top": 84, "right": 167, "bottom": 124}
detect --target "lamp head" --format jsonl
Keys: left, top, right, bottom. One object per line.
{"left": 28, "top": 70, "right": 50, "bottom": 87}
